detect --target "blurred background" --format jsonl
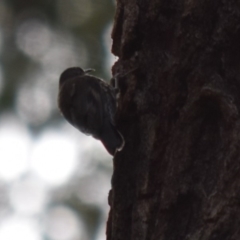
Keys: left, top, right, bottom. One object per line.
{"left": 0, "top": 0, "right": 117, "bottom": 239}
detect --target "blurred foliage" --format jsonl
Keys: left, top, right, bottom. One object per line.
{"left": 0, "top": 0, "right": 115, "bottom": 240}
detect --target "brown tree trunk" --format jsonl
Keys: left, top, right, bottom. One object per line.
{"left": 107, "top": 0, "right": 240, "bottom": 239}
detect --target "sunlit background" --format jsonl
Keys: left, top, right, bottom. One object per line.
{"left": 0, "top": 0, "right": 116, "bottom": 239}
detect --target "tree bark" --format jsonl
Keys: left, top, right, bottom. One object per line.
{"left": 107, "top": 0, "right": 240, "bottom": 239}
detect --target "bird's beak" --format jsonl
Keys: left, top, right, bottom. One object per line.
{"left": 84, "top": 68, "right": 95, "bottom": 74}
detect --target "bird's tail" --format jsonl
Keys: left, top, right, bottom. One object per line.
{"left": 100, "top": 123, "right": 124, "bottom": 156}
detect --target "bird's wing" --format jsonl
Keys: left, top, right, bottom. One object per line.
{"left": 71, "top": 77, "right": 104, "bottom": 138}
{"left": 58, "top": 80, "right": 76, "bottom": 125}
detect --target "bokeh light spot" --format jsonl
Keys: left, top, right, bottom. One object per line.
{"left": 16, "top": 84, "right": 52, "bottom": 126}
{"left": 44, "top": 205, "right": 83, "bottom": 240}
{"left": 76, "top": 171, "right": 111, "bottom": 206}
{"left": 0, "top": 216, "right": 41, "bottom": 240}
{"left": 31, "top": 130, "right": 78, "bottom": 186}
{"left": 9, "top": 176, "right": 48, "bottom": 215}
{"left": 16, "top": 19, "right": 51, "bottom": 60}
{"left": 0, "top": 115, "right": 30, "bottom": 181}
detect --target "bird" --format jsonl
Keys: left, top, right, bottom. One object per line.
{"left": 58, "top": 67, "right": 124, "bottom": 156}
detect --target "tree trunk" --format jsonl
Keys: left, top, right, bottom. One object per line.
{"left": 107, "top": 0, "right": 240, "bottom": 239}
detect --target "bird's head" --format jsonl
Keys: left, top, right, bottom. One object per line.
{"left": 59, "top": 67, "right": 94, "bottom": 86}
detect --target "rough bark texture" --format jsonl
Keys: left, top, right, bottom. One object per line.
{"left": 107, "top": 0, "right": 240, "bottom": 239}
